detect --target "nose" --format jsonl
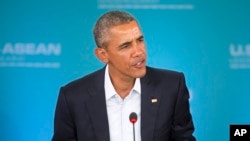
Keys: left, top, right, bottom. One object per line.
{"left": 132, "top": 42, "right": 145, "bottom": 57}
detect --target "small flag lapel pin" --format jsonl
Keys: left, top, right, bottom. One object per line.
{"left": 151, "top": 98, "right": 158, "bottom": 103}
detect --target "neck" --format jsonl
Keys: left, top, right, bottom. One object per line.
{"left": 109, "top": 73, "right": 135, "bottom": 99}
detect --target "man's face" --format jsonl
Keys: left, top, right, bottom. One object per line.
{"left": 103, "top": 20, "right": 146, "bottom": 80}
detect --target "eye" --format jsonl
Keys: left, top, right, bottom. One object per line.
{"left": 119, "top": 42, "right": 130, "bottom": 49}
{"left": 121, "top": 44, "right": 129, "bottom": 48}
{"left": 138, "top": 36, "right": 144, "bottom": 43}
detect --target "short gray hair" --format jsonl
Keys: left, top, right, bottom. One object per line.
{"left": 93, "top": 10, "right": 137, "bottom": 48}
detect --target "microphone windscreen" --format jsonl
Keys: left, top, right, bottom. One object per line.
{"left": 129, "top": 112, "right": 137, "bottom": 124}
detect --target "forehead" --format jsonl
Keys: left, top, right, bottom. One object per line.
{"left": 109, "top": 21, "right": 142, "bottom": 36}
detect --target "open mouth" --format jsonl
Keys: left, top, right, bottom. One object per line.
{"left": 132, "top": 59, "right": 145, "bottom": 68}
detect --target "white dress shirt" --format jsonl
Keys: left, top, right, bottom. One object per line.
{"left": 104, "top": 65, "right": 141, "bottom": 141}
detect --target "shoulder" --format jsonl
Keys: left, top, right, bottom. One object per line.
{"left": 145, "top": 66, "right": 184, "bottom": 81}
{"left": 61, "top": 67, "right": 105, "bottom": 94}
{"left": 143, "top": 66, "right": 186, "bottom": 90}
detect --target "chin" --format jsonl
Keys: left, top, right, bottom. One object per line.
{"left": 134, "top": 68, "right": 146, "bottom": 78}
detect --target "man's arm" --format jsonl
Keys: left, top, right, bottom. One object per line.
{"left": 171, "top": 73, "right": 196, "bottom": 141}
{"left": 52, "top": 87, "right": 77, "bottom": 141}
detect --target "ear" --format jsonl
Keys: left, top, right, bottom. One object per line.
{"left": 95, "top": 47, "right": 109, "bottom": 63}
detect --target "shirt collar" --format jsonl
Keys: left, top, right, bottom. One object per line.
{"left": 104, "top": 65, "right": 141, "bottom": 101}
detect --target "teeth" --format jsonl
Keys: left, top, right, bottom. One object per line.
{"left": 132, "top": 60, "right": 144, "bottom": 66}
{"left": 134, "top": 61, "right": 142, "bottom": 66}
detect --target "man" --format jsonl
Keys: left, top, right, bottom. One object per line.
{"left": 52, "top": 10, "right": 196, "bottom": 141}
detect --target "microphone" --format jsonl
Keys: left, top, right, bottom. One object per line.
{"left": 129, "top": 112, "right": 137, "bottom": 141}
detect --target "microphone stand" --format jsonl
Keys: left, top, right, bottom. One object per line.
{"left": 133, "top": 123, "right": 135, "bottom": 141}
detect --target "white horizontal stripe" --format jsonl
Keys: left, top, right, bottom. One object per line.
{"left": 0, "top": 62, "right": 61, "bottom": 68}
{"left": 98, "top": 4, "right": 194, "bottom": 10}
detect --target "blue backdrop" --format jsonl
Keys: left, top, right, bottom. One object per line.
{"left": 1, "top": 0, "right": 250, "bottom": 141}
